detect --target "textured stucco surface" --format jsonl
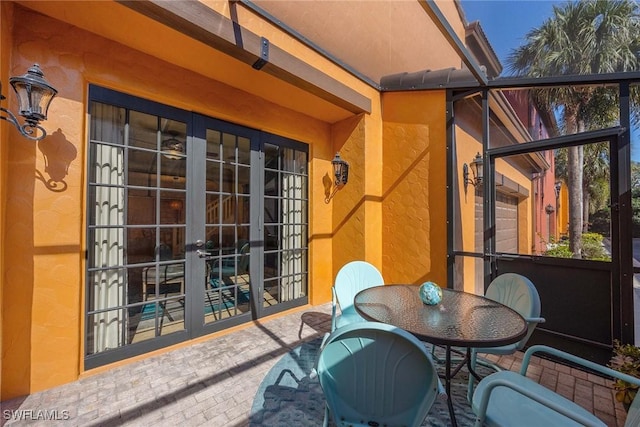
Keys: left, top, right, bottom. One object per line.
{"left": 381, "top": 91, "right": 447, "bottom": 286}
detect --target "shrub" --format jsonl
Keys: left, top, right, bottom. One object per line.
{"left": 543, "top": 243, "right": 573, "bottom": 258}
{"left": 582, "top": 232, "right": 611, "bottom": 261}
{"left": 609, "top": 340, "right": 640, "bottom": 407}
{"left": 543, "top": 232, "right": 611, "bottom": 260}
{"left": 582, "top": 232, "right": 603, "bottom": 245}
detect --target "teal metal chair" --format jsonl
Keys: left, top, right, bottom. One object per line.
{"left": 207, "top": 241, "right": 250, "bottom": 288}
{"left": 316, "top": 322, "right": 443, "bottom": 427}
{"left": 472, "top": 344, "right": 640, "bottom": 427}
{"left": 330, "top": 261, "right": 384, "bottom": 332}
{"left": 467, "top": 273, "right": 545, "bottom": 401}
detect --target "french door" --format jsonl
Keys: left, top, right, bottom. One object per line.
{"left": 85, "top": 86, "right": 308, "bottom": 368}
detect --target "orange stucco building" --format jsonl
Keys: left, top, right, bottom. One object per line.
{"left": 0, "top": 0, "right": 552, "bottom": 400}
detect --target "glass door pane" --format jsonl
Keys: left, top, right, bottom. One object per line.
{"left": 87, "top": 87, "right": 310, "bottom": 366}
{"left": 262, "top": 141, "right": 309, "bottom": 309}
{"left": 201, "top": 127, "right": 252, "bottom": 325}
{"left": 87, "top": 102, "right": 188, "bottom": 358}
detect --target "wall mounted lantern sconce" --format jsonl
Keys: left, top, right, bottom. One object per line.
{"left": 544, "top": 204, "right": 555, "bottom": 215}
{"left": 161, "top": 137, "right": 185, "bottom": 160}
{"left": 0, "top": 64, "right": 57, "bottom": 141}
{"left": 325, "top": 152, "right": 349, "bottom": 203}
{"left": 554, "top": 181, "right": 562, "bottom": 199}
{"left": 545, "top": 203, "right": 555, "bottom": 241}
{"left": 463, "top": 152, "right": 483, "bottom": 193}
{"left": 331, "top": 152, "right": 349, "bottom": 187}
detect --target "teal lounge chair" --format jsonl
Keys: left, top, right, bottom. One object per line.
{"left": 472, "top": 344, "right": 640, "bottom": 427}
{"left": 330, "top": 261, "right": 384, "bottom": 332}
{"left": 316, "top": 322, "right": 443, "bottom": 427}
{"left": 467, "top": 273, "right": 545, "bottom": 401}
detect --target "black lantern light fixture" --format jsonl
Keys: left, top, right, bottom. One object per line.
{"left": 325, "top": 152, "right": 350, "bottom": 203}
{"left": 331, "top": 152, "right": 349, "bottom": 187}
{"left": 545, "top": 203, "right": 556, "bottom": 241}
{"left": 463, "top": 152, "right": 483, "bottom": 193}
{"left": 0, "top": 64, "right": 57, "bottom": 141}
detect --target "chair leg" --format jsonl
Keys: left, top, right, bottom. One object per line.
{"left": 431, "top": 343, "right": 467, "bottom": 365}
{"left": 467, "top": 351, "right": 506, "bottom": 402}
{"left": 467, "top": 349, "right": 477, "bottom": 403}
{"left": 430, "top": 343, "right": 443, "bottom": 363}
{"left": 474, "top": 355, "right": 505, "bottom": 372}
{"left": 323, "top": 404, "right": 330, "bottom": 427}
{"left": 320, "top": 332, "right": 330, "bottom": 349}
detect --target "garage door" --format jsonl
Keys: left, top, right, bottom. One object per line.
{"left": 495, "top": 192, "right": 518, "bottom": 252}
{"left": 475, "top": 191, "right": 518, "bottom": 254}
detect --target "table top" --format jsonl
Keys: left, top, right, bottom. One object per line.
{"left": 354, "top": 284, "right": 527, "bottom": 348}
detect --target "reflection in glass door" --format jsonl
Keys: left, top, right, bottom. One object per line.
{"left": 200, "top": 127, "right": 253, "bottom": 326}
{"left": 262, "top": 139, "right": 309, "bottom": 313}
{"left": 86, "top": 93, "right": 191, "bottom": 368}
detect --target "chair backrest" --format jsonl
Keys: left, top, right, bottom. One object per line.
{"left": 156, "top": 243, "right": 173, "bottom": 261}
{"left": 317, "top": 322, "right": 440, "bottom": 427}
{"left": 238, "top": 242, "right": 250, "bottom": 273}
{"left": 486, "top": 273, "right": 541, "bottom": 349}
{"left": 334, "top": 261, "right": 384, "bottom": 312}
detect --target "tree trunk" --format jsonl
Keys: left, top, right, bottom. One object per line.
{"left": 583, "top": 183, "right": 590, "bottom": 233}
{"left": 568, "top": 146, "right": 583, "bottom": 257}
{"left": 566, "top": 108, "right": 583, "bottom": 258}
{"left": 577, "top": 120, "right": 590, "bottom": 234}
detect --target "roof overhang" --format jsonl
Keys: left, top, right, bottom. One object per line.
{"left": 241, "top": 0, "right": 488, "bottom": 88}
{"left": 116, "top": 0, "right": 371, "bottom": 115}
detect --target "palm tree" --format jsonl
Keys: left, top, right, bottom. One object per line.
{"left": 555, "top": 142, "right": 610, "bottom": 233}
{"left": 508, "top": 0, "right": 640, "bottom": 257}
{"left": 583, "top": 142, "right": 611, "bottom": 231}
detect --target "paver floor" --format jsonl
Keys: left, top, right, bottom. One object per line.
{"left": 0, "top": 303, "right": 628, "bottom": 426}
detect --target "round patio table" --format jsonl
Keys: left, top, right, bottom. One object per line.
{"left": 354, "top": 284, "right": 527, "bottom": 427}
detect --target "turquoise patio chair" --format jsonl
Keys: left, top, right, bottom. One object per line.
{"left": 472, "top": 344, "right": 640, "bottom": 427}
{"left": 316, "top": 321, "right": 443, "bottom": 427}
{"left": 330, "top": 261, "right": 384, "bottom": 333}
{"left": 207, "top": 241, "right": 250, "bottom": 288}
{"left": 467, "top": 273, "right": 545, "bottom": 401}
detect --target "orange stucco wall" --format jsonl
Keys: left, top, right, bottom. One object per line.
{"left": 330, "top": 115, "right": 367, "bottom": 265}
{"left": 0, "top": 3, "right": 386, "bottom": 399}
{"left": 0, "top": 0, "right": 470, "bottom": 400}
{"left": 0, "top": 0, "right": 13, "bottom": 400}
{"left": 380, "top": 91, "right": 448, "bottom": 286}
{"left": 3, "top": 3, "right": 320, "bottom": 399}
{"left": 327, "top": 112, "right": 384, "bottom": 281}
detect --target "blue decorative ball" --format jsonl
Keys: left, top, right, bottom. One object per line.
{"left": 419, "top": 281, "right": 442, "bottom": 305}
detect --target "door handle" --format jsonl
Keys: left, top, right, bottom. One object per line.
{"left": 196, "top": 249, "right": 212, "bottom": 258}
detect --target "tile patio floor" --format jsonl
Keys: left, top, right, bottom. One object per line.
{"left": 0, "top": 302, "right": 628, "bottom": 426}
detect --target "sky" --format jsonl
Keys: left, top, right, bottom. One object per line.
{"left": 459, "top": 0, "right": 561, "bottom": 73}
{"left": 460, "top": 0, "right": 640, "bottom": 161}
